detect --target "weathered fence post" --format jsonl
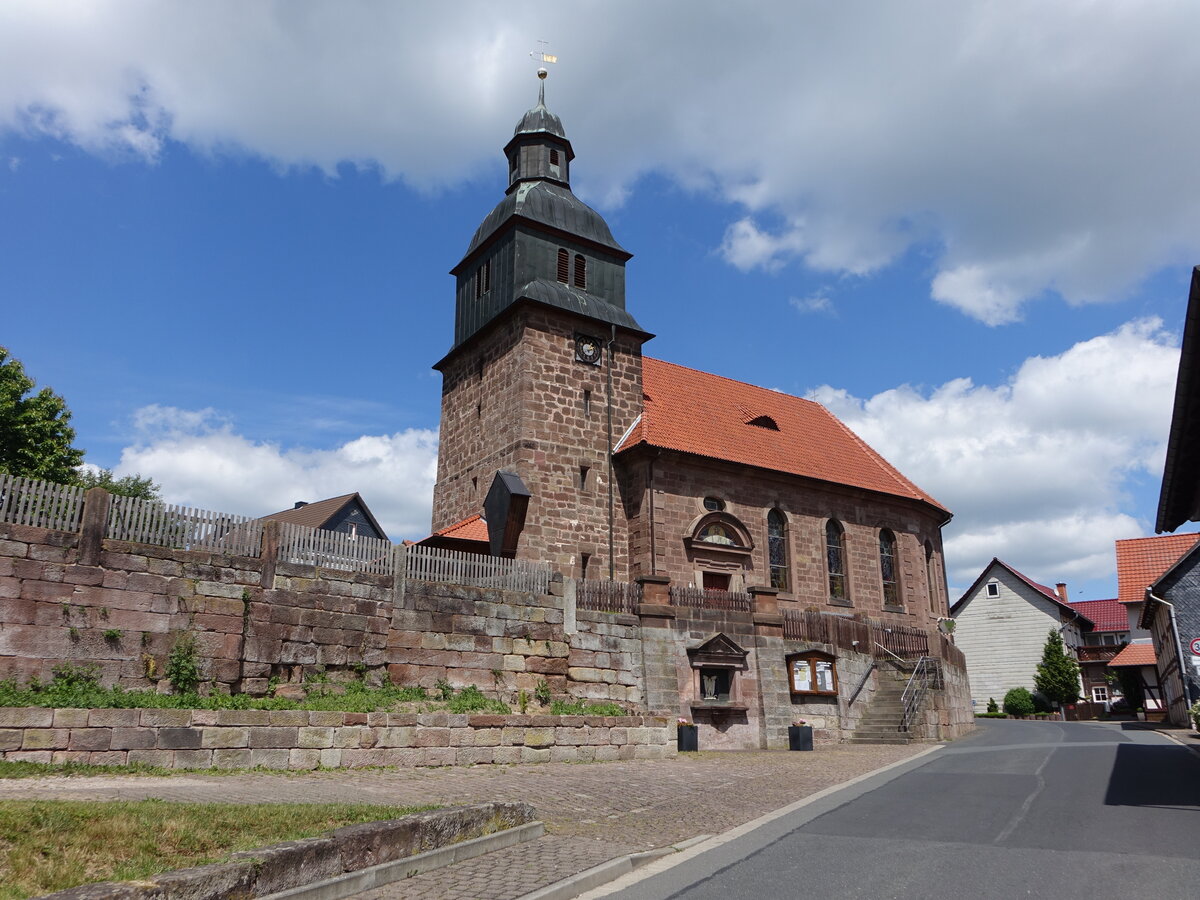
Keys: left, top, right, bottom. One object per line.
{"left": 77, "top": 487, "right": 111, "bottom": 567}
{"left": 259, "top": 520, "right": 280, "bottom": 588}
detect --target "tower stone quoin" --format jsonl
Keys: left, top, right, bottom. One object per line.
{"left": 432, "top": 76, "right": 651, "bottom": 580}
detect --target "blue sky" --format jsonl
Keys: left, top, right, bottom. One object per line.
{"left": 2, "top": 1, "right": 1197, "bottom": 601}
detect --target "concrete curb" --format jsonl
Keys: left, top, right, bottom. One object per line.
{"left": 557, "top": 743, "right": 946, "bottom": 900}
{"left": 261, "top": 821, "right": 546, "bottom": 900}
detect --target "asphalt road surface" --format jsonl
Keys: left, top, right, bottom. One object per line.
{"left": 607, "top": 720, "right": 1200, "bottom": 900}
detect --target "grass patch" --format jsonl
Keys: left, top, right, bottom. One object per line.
{"left": 0, "top": 799, "right": 433, "bottom": 899}
{"left": 548, "top": 699, "right": 626, "bottom": 716}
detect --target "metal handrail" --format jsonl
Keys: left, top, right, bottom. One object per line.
{"left": 900, "top": 656, "right": 933, "bottom": 732}
{"left": 874, "top": 641, "right": 906, "bottom": 665}
{"left": 847, "top": 661, "right": 877, "bottom": 707}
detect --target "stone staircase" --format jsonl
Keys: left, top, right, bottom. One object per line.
{"left": 848, "top": 666, "right": 914, "bottom": 745}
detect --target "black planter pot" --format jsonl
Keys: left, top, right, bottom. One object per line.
{"left": 788, "top": 725, "right": 814, "bottom": 751}
{"left": 678, "top": 726, "right": 698, "bottom": 752}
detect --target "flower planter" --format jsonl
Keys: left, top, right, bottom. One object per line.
{"left": 788, "top": 724, "right": 814, "bottom": 751}
{"left": 678, "top": 725, "right": 698, "bottom": 752}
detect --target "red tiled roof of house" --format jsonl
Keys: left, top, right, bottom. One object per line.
{"left": 617, "top": 358, "right": 949, "bottom": 516}
{"left": 432, "top": 513, "right": 489, "bottom": 543}
{"left": 1115, "top": 533, "right": 1200, "bottom": 604}
{"left": 1107, "top": 643, "right": 1157, "bottom": 668}
{"left": 1068, "top": 598, "right": 1126, "bottom": 632}
{"left": 950, "top": 558, "right": 1093, "bottom": 627}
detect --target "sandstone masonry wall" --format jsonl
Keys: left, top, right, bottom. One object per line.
{"left": 0, "top": 708, "right": 674, "bottom": 769}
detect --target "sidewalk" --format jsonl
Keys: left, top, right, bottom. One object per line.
{"left": 1, "top": 744, "right": 929, "bottom": 899}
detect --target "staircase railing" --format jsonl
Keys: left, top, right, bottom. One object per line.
{"left": 847, "top": 661, "right": 876, "bottom": 707}
{"left": 900, "top": 656, "right": 935, "bottom": 732}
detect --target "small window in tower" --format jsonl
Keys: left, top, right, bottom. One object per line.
{"left": 471, "top": 476, "right": 478, "bottom": 492}
{"left": 550, "top": 148, "right": 559, "bottom": 166}
{"left": 580, "top": 465, "right": 590, "bottom": 491}
{"left": 557, "top": 248, "right": 570, "bottom": 283}
{"left": 483, "top": 258, "right": 491, "bottom": 293}
{"left": 476, "top": 402, "right": 482, "bottom": 419}
{"left": 573, "top": 254, "right": 587, "bottom": 289}
{"left": 509, "top": 153, "right": 518, "bottom": 182}
{"left": 583, "top": 389, "right": 592, "bottom": 418}
{"left": 581, "top": 552, "right": 591, "bottom": 581}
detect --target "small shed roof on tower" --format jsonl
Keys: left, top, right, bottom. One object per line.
{"left": 615, "top": 358, "right": 950, "bottom": 518}
{"left": 1115, "top": 533, "right": 1200, "bottom": 604}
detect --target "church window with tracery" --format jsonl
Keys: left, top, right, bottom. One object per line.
{"left": 880, "top": 529, "right": 899, "bottom": 607}
{"left": 768, "top": 509, "right": 789, "bottom": 591}
{"left": 826, "top": 519, "right": 848, "bottom": 603}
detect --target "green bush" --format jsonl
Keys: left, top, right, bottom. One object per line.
{"left": 1003, "top": 687, "right": 1036, "bottom": 717}
{"left": 986, "top": 697, "right": 999, "bottom": 714}
{"left": 1190, "top": 699, "right": 1200, "bottom": 730}
{"left": 166, "top": 632, "right": 200, "bottom": 695}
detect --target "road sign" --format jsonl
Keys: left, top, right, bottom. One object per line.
{"left": 1190, "top": 637, "right": 1200, "bottom": 655}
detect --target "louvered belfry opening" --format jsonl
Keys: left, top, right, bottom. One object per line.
{"left": 557, "top": 248, "right": 570, "bottom": 283}
{"left": 573, "top": 254, "right": 586, "bottom": 289}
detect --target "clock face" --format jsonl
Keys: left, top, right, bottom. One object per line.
{"left": 575, "top": 334, "right": 602, "bottom": 365}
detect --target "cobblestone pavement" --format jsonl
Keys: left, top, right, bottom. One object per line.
{"left": 1, "top": 745, "right": 928, "bottom": 898}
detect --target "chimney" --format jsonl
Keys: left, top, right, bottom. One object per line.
{"left": 294, "top": 501, "right": 308, "bottom": 509}
{"left": 1055, "top": 582, "right": 1068, "bottom": 603}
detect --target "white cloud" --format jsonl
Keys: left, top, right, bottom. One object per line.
{"left": 114, "top": 405, "right": 438, "bottom": 541}
{"left": 789, "top": 294, "right": 833, "bottom": 315}
{"left": 4, "top": 2, "right": 1200, "bottom": 320}
{"left": 807, "top": 319, "right": 1181, "bottom": 589}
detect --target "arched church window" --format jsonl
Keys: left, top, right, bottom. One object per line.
{"left": 573, "top": 254, "right": 587, "bottom": 289}
{"left": 925, "top": 541, "right": 938, "bottom": 613}
{"left": 826, "top": 519, "right": 848, "bottom": 603}
{"left": 557, "top": 248, "right": 569, "bottom": 283}
{"left": 698, "top": 523, "right": 738, "bottom": 546}
{"left": 767, "top": 509, "right": 789, "bottom": 591}
{"left": 879, "top": 529, "right": 899, "bottom": 607}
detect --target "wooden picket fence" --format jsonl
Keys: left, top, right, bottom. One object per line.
{"left": 404, "top": 544, "right": 552, "bottom": 594}
{"left": 0, "top": 473, "right": 85, "bottom": 532}
{"left": 782, "top": 609, "right": 932, "bottom": 661}
{"left": 574, "top": 577, "right": 642, "bottom": 614}
{"left": 670, "top": 584, "right": 753, "bottom": 611}
{"left": 278, "top": 522, "right": 393, "bottom": 575}
{"left": 106, "top": 494, "right": 264, "bottom": 557}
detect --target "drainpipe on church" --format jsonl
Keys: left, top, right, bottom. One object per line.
{"left": 607, "top": 324, "right": 616, "bottom": 581}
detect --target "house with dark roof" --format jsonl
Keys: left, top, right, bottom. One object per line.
{"left": 950, "top": 559, "right": 1091, "bottom": 710}
{"left": 428, "top": 75, "right": 952, "bottom": 629}
{"left": 1116, "top": 533, "right": 1200, "bottom": 725}
{"left": 260, "top": 493, "right": 388, "bottom": 543}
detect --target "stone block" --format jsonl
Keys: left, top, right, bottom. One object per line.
{"left": 419, "top": 747, "right": 456, "bottom": 766}
{"left": 128, "top": 749, "right": 174, "bottom": 767}
{"left": 201, "top": 727, "right": 249, "bottom": 749}
{"left": 141, "top": 709, "right": 192, "bottom": 727}
{"left": 456, "top": 746, "right": 495, "bottom": 765}
{"left": 269, "top": 710, "right": 310, "bottom": 727}
{"left": 52, "top": 709, "right": 90, "bottom": 728}
{"left": 0, "top": 729, "right": 23, "bottom": 750}
{"left": 502, "top": 654, "right": 526, "bottom": 672}
{"left": 68, "top": 728, "right": 111, "bottom": 752}
{"left": 22, "top": 729, "right": 69, "bottom": 750}
{"left": 0, "top": 708, "right": 53, "bottom": 728}
{"left": 289, "top": 748, "right": 322, "bottom": 770}
{"left": 212, "top": 748, "right": 254, "bottom": 769}
{"left": 172, "top": 749, "right": 213, "bottom": 767}
{"left": 332, "top": 727, "right": 364, "bottom": 749}
{"left": 414, "top": 727, "right": 450, "bottom": 748}
{"left": 110, "top": 727, "right": 157, "bottom": 750}
{"left": 473, "top": 728, "right": 502, "bottom": 747}
{"left": 298, "top": 727, "right": 334, "bottom": 749}
{"left": 523, "top": 727, "right": 554, "bottom": 748}
{"left": 197, "top": 581, "right": 244, "bottom": 599}
{"left": 319, "top": 748, "right": 343, "bottom": 767}
{"left": 308, "top": 711, "right": 343, "bottom": 727}
{"left": 249, "top": 727, "right": 299, "bottom": 748}
{"left": 216, "top": 709, "right": 271, "bottom": 726}
{"left": 520, "top": 746, "right": 551, "bottom": 763}
{"left": 158, "top": 727, "right": 203, "bottom": 750}
{"left": 249, "top": 748, "right": 291, "bottom": 769}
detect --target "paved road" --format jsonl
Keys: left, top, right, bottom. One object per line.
{"left": 599, "top": 721, "right": 1200, "bottom": 900}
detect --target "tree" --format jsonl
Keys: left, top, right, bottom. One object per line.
{"left": 1034, "top": 629, "right": 1082, "bottom": 706}
{"left": 0, "top": 346, "right": 84, "bottom": 482}
{"left": 1003, "top": 686, "right": 1035, "bottom": 716}
{"left": 77, "top": 468, "right": 160, "bottom": 501}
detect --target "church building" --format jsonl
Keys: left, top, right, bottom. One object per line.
{"left": 430, "top": 74, "right": 952, "bottom": 629}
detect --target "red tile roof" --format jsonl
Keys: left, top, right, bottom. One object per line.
{"left": 432, "top": 513, "right": 489, "bottom": 543}
{"left": 1107, "top": 643, "right": 1157, "bottom": 668}
{"left": 1115, "top": 533, "right": 1200, "bottom": 604}
{"left": 618, "top": 358, "right": 949, "bottom": 516}
{"left": 1068, "top": 598, "right": 1126, "bottom": 632}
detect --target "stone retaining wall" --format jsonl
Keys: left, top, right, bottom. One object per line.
{"left": 0, "top": 707, "right": 675, "bottom": 769}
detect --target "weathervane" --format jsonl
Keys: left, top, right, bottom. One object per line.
{"left": 529, "top": 41, "right": 556, "bottom": 103}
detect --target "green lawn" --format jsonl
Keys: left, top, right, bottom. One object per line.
{"left": 0, "top": 799, "right": 433, "bottom": 899}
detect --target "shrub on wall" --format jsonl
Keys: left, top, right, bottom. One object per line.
{"left": 1003, "top": 687, "right": 1035, "bottom": 717}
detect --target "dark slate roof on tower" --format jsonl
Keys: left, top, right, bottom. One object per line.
{"left": 465, "top": 181, "right": 628, "bottom": 258}
{"left": 514, "top": 101, "right": 567, "bottom": 139}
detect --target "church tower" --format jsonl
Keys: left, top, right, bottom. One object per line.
{"left": 431, "top": 72, "right": 651, "bottom": 579}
